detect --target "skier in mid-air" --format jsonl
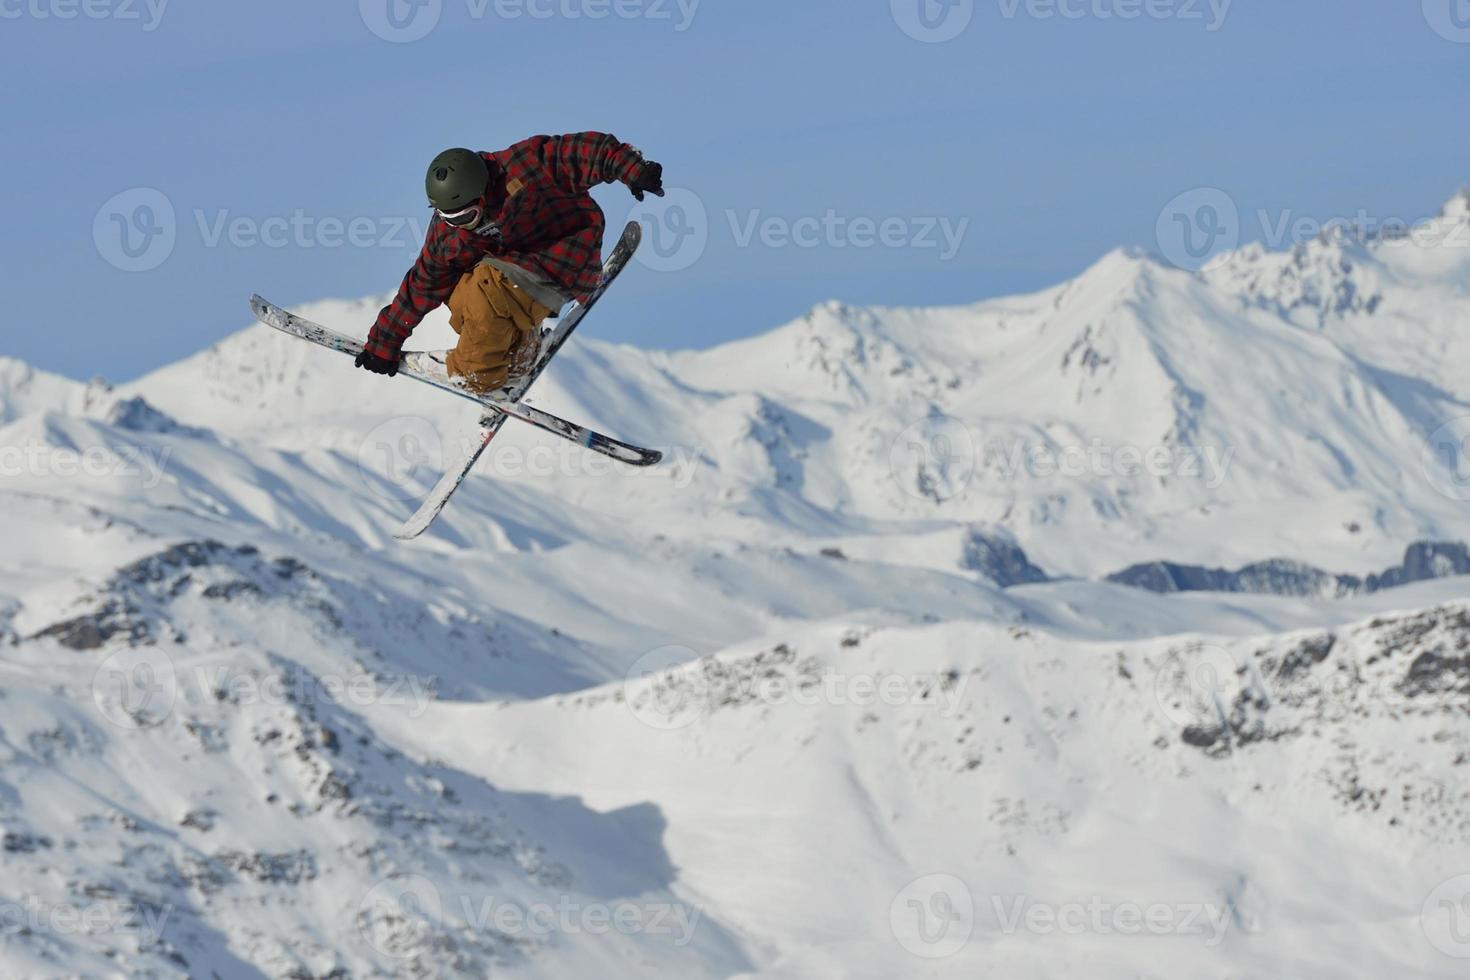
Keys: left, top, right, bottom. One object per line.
{"left": 354, "top": 133, "right": 665, "bottom": 393}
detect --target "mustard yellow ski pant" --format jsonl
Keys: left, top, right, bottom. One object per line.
{"left": 444, "top": 264, "right": 555, "bottom": 393}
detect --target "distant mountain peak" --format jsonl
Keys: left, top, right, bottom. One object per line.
{"left": 0, "top": 356, "right": 93, "bottom": 425}
{"left": 1439, "top": 186, "right": 1470, "bottom": 220}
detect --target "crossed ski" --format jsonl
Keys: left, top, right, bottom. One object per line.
{"left": 250, "top": 222, "right": 655, "bottom": 539}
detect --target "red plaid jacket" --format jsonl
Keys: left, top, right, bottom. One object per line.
{"left": 365, "top": 132, "right": 648, "bottom": 359}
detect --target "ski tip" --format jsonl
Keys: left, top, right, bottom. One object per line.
{"left": 612, "top": 446, "right": 662, "bottom": 467}
{"left": 249, "top": 294, "right": 278, "bottom": 321}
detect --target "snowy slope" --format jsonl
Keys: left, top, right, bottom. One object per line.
{"left": 384, "top": 601, "right": 1470, "bottom": 979}
{"left": 0, "top": 188, "right": 1468, "bottom": 978}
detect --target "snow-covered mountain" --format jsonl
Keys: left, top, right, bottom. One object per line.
{"left": 0, "top": 357, "right": 99, "bottom": 424}
{"left": 2, "top": 189, "right": 1469, "bottom": 978}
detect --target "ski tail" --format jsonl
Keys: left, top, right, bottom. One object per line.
{"left": 394, "top": 413, "right": 508, "bottom": 541}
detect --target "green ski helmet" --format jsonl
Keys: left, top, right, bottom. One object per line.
{"left": 425, "top": 148, "right": 489, "bottom": 211}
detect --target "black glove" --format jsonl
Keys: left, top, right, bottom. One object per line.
{"left": 630, "top": 161, "right": 665, "bottom": 202}
{"left": 355, "top": 349, "right": 400, "bottom": 377}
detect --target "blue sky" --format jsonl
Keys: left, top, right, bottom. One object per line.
{"left": 2, "top": 0, "right": 1468, "bottom": 380}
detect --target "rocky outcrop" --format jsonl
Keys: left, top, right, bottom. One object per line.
{"left": 1107, "top": 541, "right": 1470, "bottom": 598}
{"left": 961, "top": 526, "right": 1051, "bottom": 588}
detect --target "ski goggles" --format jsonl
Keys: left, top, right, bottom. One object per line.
{"left": 436, "top": 202, "right": 483, "bottom": 228}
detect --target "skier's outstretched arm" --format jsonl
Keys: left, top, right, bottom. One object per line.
{"left": 533, "top": 132, "right": 664, "bottom": 200}
{"left": 359, "top": 228, "right": 459, "bottom": 375}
